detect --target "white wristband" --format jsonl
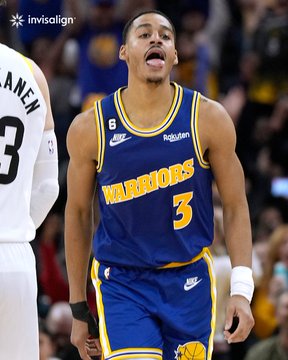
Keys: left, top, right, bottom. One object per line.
{"left": 230, "top": 266, "right": 254, "bottom": 303}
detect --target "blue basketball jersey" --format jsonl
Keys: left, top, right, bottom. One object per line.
{"left": 93, "top": 82, "right": 214, "bottom": 268}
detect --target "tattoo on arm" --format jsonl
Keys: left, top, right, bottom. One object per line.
{"left": 201, "top": 96, "right": 209, "bottom": 103}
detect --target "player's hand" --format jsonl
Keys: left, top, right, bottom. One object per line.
{"left": 71, "top": 319, "right": 102, "bottom": 360}
{"left": 223, "top": 295, "right": 254, "bottom": 344}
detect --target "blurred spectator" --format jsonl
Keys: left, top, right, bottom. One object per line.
{"left": 244, "top": 289, "right": 288, "bottom": 360}
{"left": 39, "top": 319, "right": 60, "bottom": 360}
{"left": 0, "top": 2, "right": 9, "bottom": 43}
{"left": 247, "top": 0, "right": 288, "bottom": 105}
{"left": 238, "top": 0, "right": 265, "bottom": 50}
{"left": 172, "top": 1, "right": 211, "bottom": 95}
{"left": 210, "top": 206, "right": 231, "bottom": 360}
{"left": 252, "top": 224, "right": 288, "bottom": 339}
{"left": 272, "top": 226, "right": 288, "bottom": 290}
{"left": 205, "top": 0, "right": 230, "bottom": 70}
{"left": 0, "top": 0, "right": 18, "bottom": 45}
{"left": 269, "top": 95, "right": 288, "bottom": 132}
{"left": 216, "top": 0, "right": 244, "bottom": 95}
{"left": 46, "top": 302, "right": 80, "bottom": 359}
{"left": 117, "top": 0, "right": 156, "bottom": 22}
{"left": 14, "top": 1, "right": 80, "bottom": 172}
{"left": 69, "top": 0, "right": 128, "bottom": 108}
{"left": 211, "top": 204, "right": 262, "bottom": 360}
{"left": 38, "top": 213, "right": 68, "bottom": 305}
{"left": 1, "top": 1, "right": 288, "bottom": 359}
{"left": 254, "top": 203, "right": 285, "bottom": 237}
{"left": 18, "top": 0, "right": 64, "bottom": 50}
{"left": 36, "top": 213, "right": 97, "bottom": 316}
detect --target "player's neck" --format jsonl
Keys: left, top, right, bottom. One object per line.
{"left": 121, "top": 80, "right": 175, "bottom": 129}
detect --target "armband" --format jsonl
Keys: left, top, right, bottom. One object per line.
{"left": 69, "top": 301, "right": 99, "bottom": 338}
{"left": 30, "top": 130, "right": 59, "bottom": 228}
{"left": 230, "top": 266, "right": 254, "bottom": 303}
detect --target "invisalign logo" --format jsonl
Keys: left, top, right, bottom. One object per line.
{"left": 10, "top": 14, "right": 76, "bottom": 28}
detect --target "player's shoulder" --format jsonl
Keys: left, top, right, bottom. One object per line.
{"left": 69, "top": 107, "right": 95, "bottom": 134}
{"left": 197, "top": 94, "right": 236, "bottom": 148}
{"left": 198, "top": 94, "right": 235, "bottom": 133}
{"left": 67, "top": 107, "right": 97, "bottom": 149}
{"left": 199, "top": 95, "right": 230, "bottom": 121}
{"left": 67, "top": 107, "right": 98, "bottom": 160}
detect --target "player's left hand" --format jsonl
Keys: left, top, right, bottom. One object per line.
{"left": 71, "top": 319, "right": 102, "bottom": 360}
{"left": 223, "top": 295, "right": 254, "bottom": 344}
{"left": 85, "top": 337, "right": 102, "bottom": 358}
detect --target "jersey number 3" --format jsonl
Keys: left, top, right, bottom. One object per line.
{"left": 0, "top": 116, "right": 24, "bottom": 184}
{"left": 173, "top": 191, "right": 193, "bottom": 230}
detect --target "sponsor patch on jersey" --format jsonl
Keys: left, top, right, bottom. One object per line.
{"left": 163, "top": 132, "right": 190, "bottom": 142}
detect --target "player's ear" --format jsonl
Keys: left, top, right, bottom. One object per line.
{"left": 174, "top": 49, "right": 178, "bottom": 65}
{"left": 119, "top": 45, "right": 127, "bottom": 61}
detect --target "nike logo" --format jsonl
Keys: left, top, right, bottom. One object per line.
{"left": 109, "top": 133, "right": 132, "bottom": 147}
{"left": 184, "top": 277, "right": 202, "bottom": 291}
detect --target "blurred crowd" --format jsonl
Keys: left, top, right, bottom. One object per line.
{"left": 1, "top": 0, "right": 288, "bottom": 359}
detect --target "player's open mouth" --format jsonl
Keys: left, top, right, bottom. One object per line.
{"left": 145, "top": 48, "right": 165, "bottom": 67}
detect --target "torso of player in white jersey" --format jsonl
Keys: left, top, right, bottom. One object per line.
{"left": 0, "top": 44, "right": 46, "bottom": 242}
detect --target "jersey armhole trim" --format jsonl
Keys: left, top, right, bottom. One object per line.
{"left": 94, "top": 100, "right": 105, "bottom": 173}
{"left": 203, "top": 251, "right": 217, "bottom": 360}
{"left": 19, "top": 54, "right": 34, "bottom": 74}
{"left": 91, "top": 259, "right": 112, "bottom": 355}
{"left": 191, "top": 92, "right": 210, "bottom": 169}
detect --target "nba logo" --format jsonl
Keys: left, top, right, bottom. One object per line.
{"left": 48, "top": 140, "right": 54, "bottom": 155}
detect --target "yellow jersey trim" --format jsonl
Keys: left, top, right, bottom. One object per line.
{"left": 203, "top": 251, "right": 217, "bottom": 360}
{"left": 94, "top": 100, "right": 105, "bottom": 173}
{"left": 19, "top": 54, "right": 34, "bottom": 74}
{"left": 91, "top": 259, "right": 112, "bottom": 356}
{"left": 114, "top": 82, "right": 183, "bottom": 137}
{"left": 105, "top": 348, "right": 162, "bottom": 360}
{"left": 191, "top": 92, "right": 210, "bottom": 169}
{"left": 159, "top": 247, "right": 209, "bottom": 269}
{"left": 106, "top": 354, "right": 162, "bottom": 360}
{"left": 91, "top": 260, "right": 163, "bottom": 360}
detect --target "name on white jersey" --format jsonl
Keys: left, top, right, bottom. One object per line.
{"left": 0, "top": 70, "right": 40, "bottom": 115}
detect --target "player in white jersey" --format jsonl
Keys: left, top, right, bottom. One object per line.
{"left": 0, "top": 37, "right": 59, "bottom": 359}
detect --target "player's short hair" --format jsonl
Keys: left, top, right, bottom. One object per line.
{"left": 122, "top": 10, "right": 176, "bottom": 44}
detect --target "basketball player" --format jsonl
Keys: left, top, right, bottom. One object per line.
{"left": 65, "top": 10, "right": 255, "bottom": 360}
{"left": 0, "top": 6, "right": 59, "bottom": 359}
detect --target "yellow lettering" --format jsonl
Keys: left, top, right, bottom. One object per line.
{"left": 173, "top": 192, "right": 193, "bottom": 229}
{"left": 138, "top": 174, "right": 153, "bottom": 194}
{"left": 114, "top": 183, "right": 128, "bottom": 202}
{"left": 124, "top": 179, "right": 140, "bottom": 199}
{"left": 149, "top": 170, "right": 159, "bottom": 191}
{"left": 183, "top": 158, "right": 194, "bottom": 180}
{"left": 102, "top": 185, "right": 115, "bottom": 204}
{"left": 158, "top": 168, "right": 170, "bottom": 188}
{"left": 102, "top": 158, "right": 195, "bottom": 204}
{"left": 169, "top": 163, "right": 184, "bottom": 185}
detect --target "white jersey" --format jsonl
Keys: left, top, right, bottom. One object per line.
{"left": 0, "top": 44, "right": 46, "bottom": 242}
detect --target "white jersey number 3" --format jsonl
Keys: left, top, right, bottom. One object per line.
{"left": 0, "top": 116, "right": 24, "bottom": 184}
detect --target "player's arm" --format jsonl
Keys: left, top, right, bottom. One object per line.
{"left": 65, "top": 109, "right": 101, "bottom": 359}
{"left": 29, "top": 59, "right": 59, "bottom": 228}
{"left": 199, "top": 97, "right": 255, "bottom": 343}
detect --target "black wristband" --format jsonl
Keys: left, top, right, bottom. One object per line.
{"left": 69, "top": 301, "right": 99, "bottom": 338}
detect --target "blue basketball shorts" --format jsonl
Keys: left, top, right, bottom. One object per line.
{"left": 91, "top": 249, "right": 216, "bottom": 360}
